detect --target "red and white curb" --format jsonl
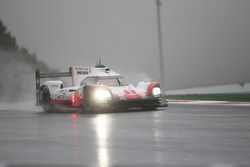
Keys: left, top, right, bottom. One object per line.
{"left": 167, "top": 99, "right": 250, "bottom": 106}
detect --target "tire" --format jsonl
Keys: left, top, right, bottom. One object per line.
{"left": 82, "top": 87, "right": 96, "bottom": 113}
{"left": 39, "top": 86, "right": 53, "bottom": 112}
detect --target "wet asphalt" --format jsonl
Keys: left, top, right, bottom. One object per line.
{"left": 0, "top": 104, "right": 250, "bottom": 167}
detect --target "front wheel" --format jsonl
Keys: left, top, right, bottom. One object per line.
{"left": 39, "top": 86, "right": 53, "bottom": 112}
{"left": 83, "top": 89, "right": 96, "bottom": 113}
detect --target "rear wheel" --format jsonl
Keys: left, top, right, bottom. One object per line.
{"left": 39, "top": 86, "right": 53, "bottom": 112}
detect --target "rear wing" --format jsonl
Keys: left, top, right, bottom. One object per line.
{"left": 35, "top": 68, "right": 72, "bottom": 104}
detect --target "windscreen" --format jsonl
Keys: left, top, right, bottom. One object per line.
{"left": 80, "top": 77, "right": 97, "bottom": 86}
{"left": 98, "top": 78, "right": 121, "bottom": 86}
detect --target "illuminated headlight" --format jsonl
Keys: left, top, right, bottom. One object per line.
{"left": 152, "top": 87, "right": 161, "bottom": 97}
{"left": 93, "top": 89, "right": 112, "bottom": 102}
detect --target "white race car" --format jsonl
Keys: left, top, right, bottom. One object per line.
{"left": 36, "top": 63, "right": 167, "bottom": 112}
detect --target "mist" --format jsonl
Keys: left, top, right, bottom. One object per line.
{"left": 117, "top": 70, "right": 153, "bottom": 86}
{"left": 0, "top": 50, "right": 35, "bottom": 102}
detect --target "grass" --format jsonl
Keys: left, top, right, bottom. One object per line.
{"left": 164, "top": 93, "right": 250, "bottom": 102}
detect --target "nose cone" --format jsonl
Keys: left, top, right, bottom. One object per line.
{"left": 109, "top": 86, "right": 142, "bottom": 99}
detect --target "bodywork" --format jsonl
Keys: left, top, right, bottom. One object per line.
{"left": 36, "top": 65, "right": 167, "bottom": 112}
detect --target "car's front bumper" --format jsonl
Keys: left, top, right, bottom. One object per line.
{"left": 94, "top": 97, "right": 168, "bottom": 110}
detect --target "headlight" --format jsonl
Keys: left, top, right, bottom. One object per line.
{"left": 93, "top": 88, "right": 112, "bottom": 102}
{"left": 152, "top": 87, "right": 161, "bottom": 97}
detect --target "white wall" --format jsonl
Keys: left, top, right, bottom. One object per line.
{"left": 167, "top": 83, "right": 250, "bottom": 95}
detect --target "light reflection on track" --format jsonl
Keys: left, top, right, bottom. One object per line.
{"left": 94, "top": 115, "right": 111, "bottom": 167}
{"left": 70, "top": 113, "right": 80, "bottom": 164}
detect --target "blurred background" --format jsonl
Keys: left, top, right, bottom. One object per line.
{"left": 0, "top": 0, "right": 250, "bottom": 101}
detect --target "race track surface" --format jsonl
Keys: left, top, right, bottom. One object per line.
{"left": 0, "top": 103, "right": 250, "bottom": 167}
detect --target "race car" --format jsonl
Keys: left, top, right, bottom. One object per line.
{"left": 35, "top": 63, "right": 167, "bottom": 112}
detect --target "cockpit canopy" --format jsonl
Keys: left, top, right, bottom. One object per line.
{"left": 80, "top": 76, "right": 124, "bottom": 87}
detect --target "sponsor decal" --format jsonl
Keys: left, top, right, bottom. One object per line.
{"left": 124, "top": 89, "right": 141, "bottom": 98}
{"left": 77, "top": 71, "right": 88, "bottom": 75}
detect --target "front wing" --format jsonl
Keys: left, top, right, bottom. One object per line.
{"left": 84, "top": 97, "right": 167, "bottom": 111}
